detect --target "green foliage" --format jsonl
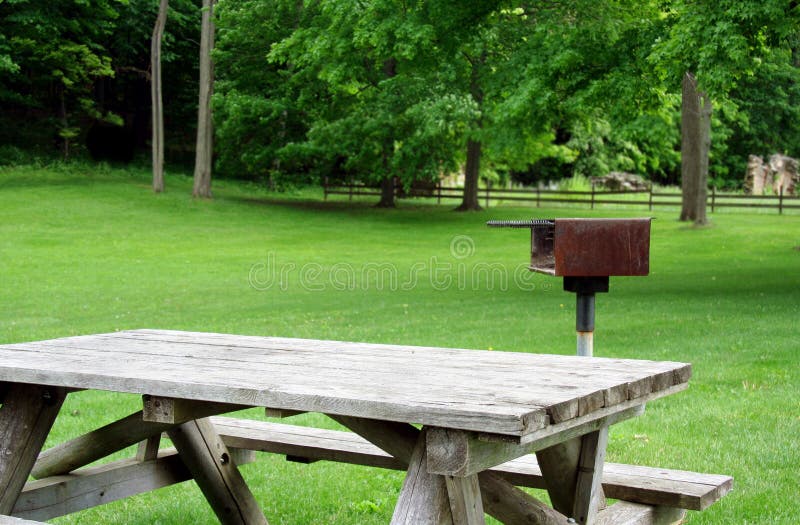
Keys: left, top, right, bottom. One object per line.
{"left": 2, "top": 0, "right": 799, "bottom": 189}
{"left": 1, "top": 165, "right": 798, "bottom": 523}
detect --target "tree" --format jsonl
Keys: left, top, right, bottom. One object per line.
{"left": 268, "top": 0, "right": 473, "bottom": 206}
{"left": 193, "top": 0, "right": 215, "bottom": 198}
{"left": 0, "top": 0, "right": 118, "bottom": 156}
{"left": 680, "top": 72, "right": 711, "bottom": 224}
{"left": 151, "top": 0, "right": 169, "bottom": 193}
{"left": 650, "top": 0, "right": 800, "bottom": 191}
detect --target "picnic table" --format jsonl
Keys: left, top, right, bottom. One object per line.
{"left": 0, "top": 329, "right": 713, "bottom": 524}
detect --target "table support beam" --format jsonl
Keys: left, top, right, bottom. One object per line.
{"left": 0, "top": 384, "right": 67, "bottom": 514}
{"left": 390, "top": 428, "right": 454, "bottom": 525}
{"left": 536, "top": 428, "right": 609, "bottom": 525}
{"left": 167, "top": 417, "right": 268, "bottom": 525}
{"left": 445, "top": 474, "right": 485, "bottom": 525}
{"left": 596, "top": 502, "right": 686, "bottom": 525}
{"left": 428, "top": 405, "right": 642, "bottom": 478}
{"left": 34, "top": 400, "right": 246, "bottom": 479}
{"left": 328, "top": 415, "right": 568, "bottom": 525}
{"left": 477, "top": 471, "right": 567, "bottom": 525}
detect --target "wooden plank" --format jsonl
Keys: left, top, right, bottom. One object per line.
{"left": 535, "top": 437, "right": 581, "bottom": 515}
{"left": 142, "top": 395, "right": 246, "bottom": 423}
{"left": 390, "top": 429, "right": 453, "bottom": 525}
{"left": 0, "top": 516, "right": 47, "bottom": 524}
{"left": 571, "top": 428, "right": 609, "bottom": 524}
{"left": 595, "top": 502, "right": 686, "bottom": 525}
{"left": 211, "top": 418, "right": 732, "bottom": 511}
{"left": 13, "top": 447, "right": 256, "bottom": 522}
{"left": 0, "top": 384, "right": 67, "bottom": 515}
{"left": 328, "top": 416, "right": 570, "bottom": 525}
{"left": 477, "top": 471, "right": 566, "bottom": 525}
{"left": 0, "top": 330, "right": 691, "bottom": 438}
{"left": 445, "top": 475, "right": 485, "bottom": 525}
{"left": 427, "top": 405, "right": 642, "bottom": 477}
{"left": 167, "top": 418, "right": 268, "bottom": 525}
{"left": 33, "top": 402, "right": 242, "bottom": 479}
{"left": 14, "top": 450, "right": 191, "bottom": 521}
{"left": 263, "top": 408, "right": 305, "bottom": 418}
{"left": 136, "top": 436, "right": 161, "bottom": 462}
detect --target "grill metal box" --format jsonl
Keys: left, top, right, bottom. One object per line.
{"left": 529, "top": 218, "right": 651, "bottom": 277}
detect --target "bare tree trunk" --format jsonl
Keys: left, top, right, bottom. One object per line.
{"left": 151, "top": 0, "right": 168, "bottom": 193}
{"left": 680, "top": 72, "right": 711, "bottom": 224}
{"left": 192, "top": 0, "right": 215, "bottom": 199}
{"left": 375, "top": 58, "right": 397, "bottom": 208}
{"left": 57, "top": 90, "right": 70, "bottom": 160}
{"left": 456, "top": 140, "right": 483, "bottom": 211}
{"left": 456, "top": 52, "right": 485, "bottom": 212}
{"left": 376, "top": 177, "right": 396, "bottom": 208}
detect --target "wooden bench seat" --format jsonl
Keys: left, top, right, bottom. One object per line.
{"left": 14, "top": 417, "right": 731, "bottom": 522}
{"left": 0, "top": 516, "right": 47, "bottom": 524}
{"left": 211, "top": 417, "right": 732, "bottom": 512}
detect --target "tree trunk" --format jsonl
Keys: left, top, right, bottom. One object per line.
{"left": 192, "top": 0, "right": 215, "bottom": 199}
{"left": 151, "top": 0, "right": 168, "bottom": 193}
{"left": 680, "top": 72, "right": 711, "bottom": 224}
{"left": 456, "top": 139, "right": 483, "bottom": 211}
{"left": 376, "top": 177, "right": 396, "bottom": 208}
{"left": 57, "top": 90, "right": 70, "bottom": 160}
{"left": 456, "top": 52, "right": 485, "bottom": 212}
{"left": 374, "top": 58, "right": 397, "bottom": 208}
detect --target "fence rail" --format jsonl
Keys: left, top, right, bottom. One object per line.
{"left": 322, "top": 179, "right": 800, "bottom": 214}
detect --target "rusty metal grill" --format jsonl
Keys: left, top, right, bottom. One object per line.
{"left": 487, "top": 217, "right": 652, "bottom": 357}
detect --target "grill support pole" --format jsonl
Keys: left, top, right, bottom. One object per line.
{"left": 576, "top": 292, "right": 595, "bottom": 357}
{"left": 564, "top": 277, "right": 609, "bottom": 357}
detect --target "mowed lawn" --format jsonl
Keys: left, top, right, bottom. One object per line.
{"left": 1, "top": 163, "right": 797, "bottom": 524}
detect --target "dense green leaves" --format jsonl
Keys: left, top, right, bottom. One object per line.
{"left": 1, "top": 0, "right": 798, "bottom": 189}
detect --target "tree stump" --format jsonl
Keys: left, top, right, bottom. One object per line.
{"left": 769, "top": 154, "right": 798, "bottom": 196}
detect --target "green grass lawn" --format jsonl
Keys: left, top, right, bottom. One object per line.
{"left": 1, "top": 162, "right": 798, "bottom": 524}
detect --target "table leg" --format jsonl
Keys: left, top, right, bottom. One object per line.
{"left": 391, "top": 428, "right": 455, "bottom": 525}
{"left": 0, "top": 384, "right": 67, "bottom": 514}
{"left": 167, "top": 417, "right": 268, "bottom": 525}
{"left": 536, "top": 427, "right": 609, "bottom": 525}
{"left": 445, "top": 474, "right": 485, "bottom": 525}
{"left": 329, "top": 415, "right": 567, "bottom": 525}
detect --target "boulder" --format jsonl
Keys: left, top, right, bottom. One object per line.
{"left": 590, "top": 172, "right": 649, "bottom": 191}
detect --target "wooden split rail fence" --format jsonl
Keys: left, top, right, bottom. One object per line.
{"left": 323, "top": 179, "right": 800, "bottom": 214}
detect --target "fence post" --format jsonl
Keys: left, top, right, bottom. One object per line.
{"left": 648, "top": 185, "right": 653, "bottom": 211}
{"left": 711, "top": 186, "right": 715, "bottom": 213}
{"left": 536, "top": 187, "right": 541, "bottom": 208}
{"left": 591, "top": 182, "right": 595, "bottom": 210}
{"left": 323, "top": 176, "right": 328, "bottom": 201}
{"left": 485, "top": 180, "right": 491, "bottom": 209}
{"left": 779, "top": 186, "right": 784, "bottom": 215}
{"left": 349, "top": 178, "right": 353, "bottom": 201}
{"left": 437, "top": 182, "right": 442, "bottom": 205}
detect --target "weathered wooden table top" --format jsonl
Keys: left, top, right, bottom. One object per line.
{"left": 0, "top": 329, "right": 690, "bottom": 438}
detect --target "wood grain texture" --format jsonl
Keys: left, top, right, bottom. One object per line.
{"left": 0, "top": 329, "right": 691, "bottom": 438}
{"left": 390, "top": 429, "right": 453, "bottom": 525}
{"left": 477, "top": 471, "right": 566, "bottom": 525}
{"left": 571, "top": 428, "right": 609, "bottom": 524}
{"left": 328, "top": 416, "right": 571, "bottom": 524}
{"left": 0, "top": 384, "right": 66, "bottom": 515}
{"left": 0, "top": 516, "right": 48, "bottom": 524}
{"left": 142, "top": 395, "right": 246, "bottom": 423}
{"left": 445, "top": 475, "right": 485, "bottom": 525}
{"left": 211, "top": 418, "right": 732, "bottom": 511}
{"left": 167, "top": 418, "right": 268, "bottom": 525}
{"left": 15, "top": 450, "right": 191, "bottom": 521}
{"left": 428, "top": 405, "right": 643, "bottom": 477}
{"left": 535, "top": 437, "right": 582, "bottom": 515}
{"left": 14, "top": 447, "right": 256, "bottom": 522}
{"left": 595, "top": 502, "right": 686, "bottom": 525}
